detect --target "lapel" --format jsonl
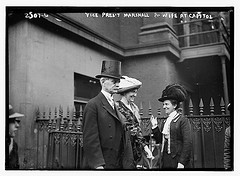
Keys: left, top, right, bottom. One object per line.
{"left": 99, "top": 93, "right": 121, "bottom": 122}
{"left": 172, "top": 113, "right": 181, "bottom": 123}
{"left": 118, "top": 101, "right": 139, "bottom": 124}
{"left": 115, "top": 104, "right": 127, "bottom": 124}
{"left": 161, "top": 113, "right": 180, "bottom": 130}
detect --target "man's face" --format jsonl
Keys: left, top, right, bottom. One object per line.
{"left": 9, "top": 119, "right": 20, "bottom": 138}
{"left": 102, "top": 77, "right": 120, "bottom": 94}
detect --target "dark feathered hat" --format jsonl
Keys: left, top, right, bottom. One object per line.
{"left": 158, "top": 83, "right": 187, "bottom": 102}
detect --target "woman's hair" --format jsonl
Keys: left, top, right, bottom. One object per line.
{"left": 169, "top": 99, "right": 180, "bottom": 110}
{"left": 119, "top": 88, "right": 138, "bottom": 96}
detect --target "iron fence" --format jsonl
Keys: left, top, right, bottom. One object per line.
{"left": 36, "top": 106, "right": 83, "bottom": 169}
{"left": 35, "top": 97, "right": 230, "bottom": 169}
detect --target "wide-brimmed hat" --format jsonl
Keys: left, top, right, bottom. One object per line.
{"left": 95, "top": 60, "right": 123, "bottom": 79}
{"left": 9, "top": 105, "right": 24, "bottom": 119}
{"left": 118, "top": 76, "right": 142, "bottom": 93}
{"left": 158, "top": 83, "right": 187, "bottom": 102}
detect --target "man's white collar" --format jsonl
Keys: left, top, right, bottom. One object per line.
{"left": 101, "top": 90, "right": 112, "bottom": 99}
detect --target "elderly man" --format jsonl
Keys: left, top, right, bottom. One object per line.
{"left": 82, "top": 60, "right": 126, "bottom": 169}
{"left": 6, "top": 105, "right": 24, "bottom": 169}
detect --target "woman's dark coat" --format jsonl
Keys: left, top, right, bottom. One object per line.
{"left": 152, "top": 113, "right": 192, "bottom": 168}
{"left": 116, "top": 101, "right": 146, "bottom": 168}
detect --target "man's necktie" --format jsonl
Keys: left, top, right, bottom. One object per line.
{"left": 108, "top": 96, "right": 115, "bottom": 109}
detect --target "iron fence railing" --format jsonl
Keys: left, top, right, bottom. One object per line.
{"left": 35, "top": 96, "right": 230, "bottom": 169}
{"left": 35, "top": 106, "right": 83, "bottom": 169}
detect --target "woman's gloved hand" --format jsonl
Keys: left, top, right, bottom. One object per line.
{"left": 150, "top": 115, "right": 158, "bottom": 129}
{"left": 144, "top": 145, "right": 154, "bottom": 159}
{"left": 177, "top": 162, "right": 184, "bottom": 169}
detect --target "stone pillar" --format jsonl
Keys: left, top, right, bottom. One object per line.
{"left": 182, "top": 12, "right": 190, "bottom": 47}
{"left": 220, "top": 55, "right": 229, "bottom": 111}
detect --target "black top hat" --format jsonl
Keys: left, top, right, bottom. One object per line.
{"left": 158, "top": 83, "right": 187, "bottom": 102}
{"left": 95, "top": 60, "right": 123, "bottom": 79}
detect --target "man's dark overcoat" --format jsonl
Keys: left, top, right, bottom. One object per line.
{"left": 6, "top": 139, "right": 19, "bottom": 169}
{"left": 83, "top": 92, "right": 128, "bottom": 169}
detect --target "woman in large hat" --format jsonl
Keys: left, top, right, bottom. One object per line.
{"left": 116, "top": 76, "right": 153, "bottom": 169}
{"left": 150, "top": 84, "right": 192, "bottom": 169}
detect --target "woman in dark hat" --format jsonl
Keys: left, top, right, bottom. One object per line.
{"left": 116, "top": 76, "right": 153, "bottom": 169}
{"left": 150, "top": 84, "right": 192, "bottom": 169}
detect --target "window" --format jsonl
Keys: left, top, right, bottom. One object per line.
{"left": 74, "top": 73, "right": 101, "bottom": 115}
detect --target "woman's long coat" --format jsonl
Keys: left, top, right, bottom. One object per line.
{"left": 116, "top": 101, "right": 146, "bottom": 168}
{"left": 152, "top": 113, "right": 193, "bottom": 168}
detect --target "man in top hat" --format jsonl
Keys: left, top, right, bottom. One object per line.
{"left": 82, "top": 60, "right": 126, "bottom": 169}
{"left": 6, "top": 105, "right": 24, "bottom": 169}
